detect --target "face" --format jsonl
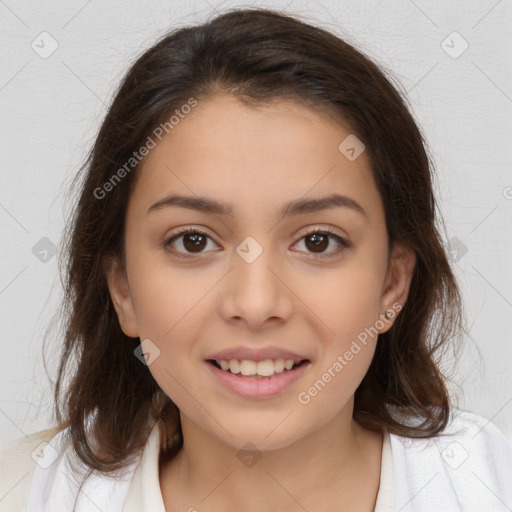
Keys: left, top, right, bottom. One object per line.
{"left": 106, "top": 93, "right": 416, "bottom": 451}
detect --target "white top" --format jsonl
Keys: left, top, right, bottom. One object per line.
{"left": 0, "top": 409, "right": 511, "bottom": 511}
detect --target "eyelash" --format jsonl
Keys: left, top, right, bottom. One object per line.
{"left": 163, "top": 226, "right": 350, "bottom": 259}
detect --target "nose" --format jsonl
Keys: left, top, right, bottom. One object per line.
{"left": 218, "top": 241, "right": 294, "bottom": 329}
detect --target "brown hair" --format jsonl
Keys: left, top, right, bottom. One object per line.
{"left": 45, "top": 6, "right": 466, "bottom": 473}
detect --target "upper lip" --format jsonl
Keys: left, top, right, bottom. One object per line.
{"left": 206, "top": 346, "right": 310, "bottom": 363}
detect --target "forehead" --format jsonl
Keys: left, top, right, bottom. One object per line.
{"left": 129, "top": 94, "right": 381, "bottom": 222}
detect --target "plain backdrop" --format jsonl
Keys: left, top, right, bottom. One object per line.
{"left": 1, "top": 0, "right": 511, "bottom": 445}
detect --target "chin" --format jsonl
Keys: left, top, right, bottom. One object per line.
{"left": 207, "top": 418, "right": 309, "bottom": 453}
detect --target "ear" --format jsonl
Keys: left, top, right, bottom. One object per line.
{"left": 104, "top": 255, "right": 139, "bottom": 338}
{"left": 377, "top": 242, "right": 416, "bottom": 334}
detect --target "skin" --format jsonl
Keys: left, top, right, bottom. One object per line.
{"left": 106, "top": 93, "right": 416, "bottom": 511}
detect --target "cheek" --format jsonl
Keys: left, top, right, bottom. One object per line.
{"left": 126, "top": 232, "right": 386, "bottom": 416}
{"left": 129, "top": 272, "right": 215, "bottom": 414}
{"left": 293, "top": 259, "right": 384, "bottom": 410}
{"left": 128, "top": 245, "right": 213, "bottom": 338}
{"left": 295, "top": 341, "right": 375, "bottom": 435}
{"left": 295, "top": 268, "right": 383, "bottom": 421}
{"left": 299, "top": 258, "right": 385, "bottom": 342}
{"left": 126, "top": 253, "right": 216, "bottom": 380}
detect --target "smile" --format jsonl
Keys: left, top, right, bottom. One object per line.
{"left": 206, "top": 358, "right": 310, "bottom": 398}
{"left": 212, "top": 358, "right": 305, "bottom": 378}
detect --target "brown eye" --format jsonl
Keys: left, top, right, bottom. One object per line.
{"left": 163, "top": 226, "right": 350, "bottom": 259}
{"left": 182, "top": 232, "right": 207, "bottom": 252}
{"left": 293, "top": 228, "right": 350, "bottom": 257}
{"left": 164, "top": 228, "right": 219, "bottom": 257}
{"left": 304, "top": 232, "right": 329, "bottom": 253}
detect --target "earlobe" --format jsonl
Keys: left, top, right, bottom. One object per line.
{"left": 104, "top": 256, "right": 139, "bottom": 338}
{"left": 378, "top": 243, "right": 416, "bottom": 333}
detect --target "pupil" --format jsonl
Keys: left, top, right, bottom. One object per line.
{"left": 307, "top": 233, "right": 328, "bottom": 252}
{"left": 182, "top": 232, "right": 329, "bottom": 254}
{"left": 184, "top": 233, "right": 206, "bottom": 252}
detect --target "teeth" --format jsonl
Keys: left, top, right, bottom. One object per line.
{"left": 284, "top": 359, "right": 294, "bottom": 370}
{"left": 229, "top": 359, "right": 240, "bottom": 374}
{"left": 274, "top": 359, "right": 285, "bottom": 373}
{"left": 240, "top": 360, "right": 257, "bottom": 376}
{"left": 216, "top": 358, "right": 303, "bottom": 377}
{"left": 256, "top": 360, "right": 275, "bottom": 377}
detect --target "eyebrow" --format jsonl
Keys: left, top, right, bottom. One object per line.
{"left": 146, "top": 193, "right": 368, "bottom": 220}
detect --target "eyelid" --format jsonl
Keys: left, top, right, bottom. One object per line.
{"left": 162, "top": 226, "right": 220, "bottom": 258}
{"left": 163, "top": 224, "right": 350, "bottom": 258}
{"left": 297, "top": 224, "right": 348, "bottom": 241}
{"left": 293, "top": 226, "right": 351, "bottom": 255}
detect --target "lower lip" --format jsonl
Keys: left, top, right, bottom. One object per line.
{"left": 205, "top": 360, "right": 310, "bottom": 398}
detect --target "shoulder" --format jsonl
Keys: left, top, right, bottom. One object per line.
{"left": 440, "top": 409, "right": 512, "bottom": 476}
{"left": 0, "top": 426, "right": 63, "bottom": 512}
{"left": 389, "top": 409, "right": 512, "bottom": 511}
{"left": 391, "top": 408, "right": 512, "bottom": 459}
{"left": 443, "top": 408, "right": 512, "bottom": 438}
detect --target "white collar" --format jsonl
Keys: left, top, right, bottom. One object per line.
{"left": 26, "top": 422, "right": 394, "bottom": 511}
{"left": 25, "top": 409, "right": 512, "bottom": 511}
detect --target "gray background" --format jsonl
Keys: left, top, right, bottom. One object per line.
{"left": 1, "top": 0, "right": 511, "bottom": 445}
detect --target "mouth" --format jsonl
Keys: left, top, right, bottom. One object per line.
{"left": 206, "top": 358, "right": 310, "bottom": 379}
{"left": 205, "top": 357, "right": 311, "bottom": 398}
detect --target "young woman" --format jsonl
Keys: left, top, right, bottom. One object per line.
{"left": 1, "top": 7, "right": 511, "bottom": 512}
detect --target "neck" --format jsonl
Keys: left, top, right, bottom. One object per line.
{"left": 159, "top": 405, "right": 384, "bottom": 512}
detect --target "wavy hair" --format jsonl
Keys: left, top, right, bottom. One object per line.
{"left": 44, "top": 7, "right": 466, "bottom": 473}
